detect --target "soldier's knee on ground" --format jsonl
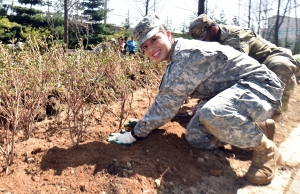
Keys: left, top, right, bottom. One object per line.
{"left": 185, "top": 132, "right": 223, "bottom": 150}
{"left": 185, "top": 117, "right": 222, "bottom": 150}
{"left": 198, "top": 106, "right": 216, "bottom": 131}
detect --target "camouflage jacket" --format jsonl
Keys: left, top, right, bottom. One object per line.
{"left": 294, "top": 54, "right": 300, "bottom": 63}
{"left": 133, "top": 38, "right": 284, "bottom": 137}
{"left": 218, "top": 24, "right": 299, "bottom": 67}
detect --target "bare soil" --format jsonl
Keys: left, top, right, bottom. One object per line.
{"left": 0, "top": 84, "right": 299, "bottom": 194}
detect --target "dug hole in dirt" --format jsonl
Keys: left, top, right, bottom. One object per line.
{"left": 0, "top": 84, "right": 299, "bottom": 194}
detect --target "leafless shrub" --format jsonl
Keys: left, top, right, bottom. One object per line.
{"left": 0, "top": 38, "right": 166, "bottom": 172}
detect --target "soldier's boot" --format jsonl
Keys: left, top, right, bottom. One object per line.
{"left": 273, "top": 108, "right": 282, "bottom": 116}
{"left": 245, "top": 135, "right": 282, "bottom": 185}
{"left": 255, "top": 119, "right": 276, "bottom": 141}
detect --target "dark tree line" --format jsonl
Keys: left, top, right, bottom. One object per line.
{"left": 0, "top": 0, "right": 113, "bottom": 49}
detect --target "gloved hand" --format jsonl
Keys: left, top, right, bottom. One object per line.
{"left": 124, "top": 119, "right": 139, "bottom": 129}
{"left": 106, "top": 129, "right": 137, "bottom": 145}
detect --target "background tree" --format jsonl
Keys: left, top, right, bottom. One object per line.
{"left": 0, "top": 4, "right": 8, "bottom": 16}
{"left": 77, "top": 0, "right": 111, "bottom": 48}
{"left": 63, "top": 0, "right": 68, "bottom": 47}
{"left": 293, "top": 0, "right": 299, "bottom": 54}
{"left": 214, "top": 10, "right": 228, "bottom": 25}
{"left": 134, "top": 0, "right": 164, "bottom": 17}
{"left": 81, "top": 0, "right": 107, "bottom": 22}
{"left": 274, "top": 0, "right": 291, "bottom": 46}
{"left": 18, "top": 0, "right": 44, "bottom": 8}
{"left": 257, "top": 0, "right": 262, "bottom": 34}
{"left": 134, "top": 0, "right": 150, "bottom": 16}
{"left": 247, "top": 0, "right": 252, "bottom": 28}
{"left": 197, "top": 0, "right": 205, "bottom": 16}
{"left": 0, "top": 17, "right": 20, "bottom": 43}
{"left": 1, "top": 0, "right": 47, "bottom": 43}
{"left": 45, "top": 2, "right": 64, "bottom": 40}
{"left": 231, "top": 16, "right": 240, "bottom": 26}
{"left": 122, "top": 18, "right": 131, "bottom": 30}
{"left": 7, "top": 0, "right": 46, "bottom": 27}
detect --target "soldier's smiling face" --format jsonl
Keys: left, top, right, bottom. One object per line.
{"left": 141, "top": 31, "right": 173, "bottom": 63}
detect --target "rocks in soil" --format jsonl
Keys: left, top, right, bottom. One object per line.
{"left": 155, "top": 179, "right": 161, "bottom": 187}
{"left": 106, "top": 162, "right": 133, "bottom": 177}
{"left": 34, "top": 93, "right": 61, "bottom": 122}
{"left": 210, "top": 169, "right": 223, "bottom": 176}
{"left": 31, "top": 148, "right": 43, "bottom": 155}
{"left": 197, "top": 157, "right": 205, "bottom": 163}
{"left": 122, "top": 170, "right": 129, "bottom": 177}
{"left": 31, "top": 175, "right": 40, "bottom": 182}
{"left": 79, "top": 184, "right": 86, "bottom": 192}
{"left": 27, "top": 157, "right": 35, "bottom": 163}
{"left": 34, "top": 108, "right": 47, "bottom": 122}
{"left": 46, "top": 96, "right": 61, "bottom": 116}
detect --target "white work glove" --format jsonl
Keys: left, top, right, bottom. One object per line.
{"left": 106, "top": 130, "right": 137, "bottom": 145}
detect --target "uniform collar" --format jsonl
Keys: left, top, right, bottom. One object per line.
{"left": 170, "top": 39, "right": 180, "bottom": 61}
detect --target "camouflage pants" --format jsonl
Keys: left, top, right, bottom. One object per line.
{"left": 185, "top": 83, "right": 280, "bottom": 150}
{"left": 265, "top": 56, "right": 297, "bottom": 112}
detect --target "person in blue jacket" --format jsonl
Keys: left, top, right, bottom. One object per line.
{"left": 127, "top": 36, "right": 137, "bottom": 55}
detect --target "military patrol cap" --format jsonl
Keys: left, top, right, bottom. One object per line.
{"left": 132, "top": 14, "right": 163, "bottom": 47}
{"left": 189, "top": 14, "right": 214, "bottom": 40}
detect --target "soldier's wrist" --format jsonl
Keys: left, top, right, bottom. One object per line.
{"left": 131, "top": 130, "right": 143, "bottom": 141}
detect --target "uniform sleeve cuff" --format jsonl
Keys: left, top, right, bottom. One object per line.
{"left": 131, "top": 130, "right": 143, "bottom": 141}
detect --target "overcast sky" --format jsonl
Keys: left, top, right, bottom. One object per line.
{"left": 106, "top": 0, "right": 246, "bottom": 28}
{"left": 106, "top": 0, "right": 240, "bottom": 29}
{"left": 106, "top": 0, "right": 299, "bottom": 32}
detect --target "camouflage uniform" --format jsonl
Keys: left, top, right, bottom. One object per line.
{"left": 133, "top": 38, "right": 284, "bottom": 149}
{"left": 294, "top": 54, "right": 300, "bottom": 62}
{"left": 294, "top": 54, "right": 300, "bottom": 80}
{"left": 93, "top": 38, "right": 117, "bottom": 55}
{"left": 217, "top": 25, "right": 298, "bottom": 111}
